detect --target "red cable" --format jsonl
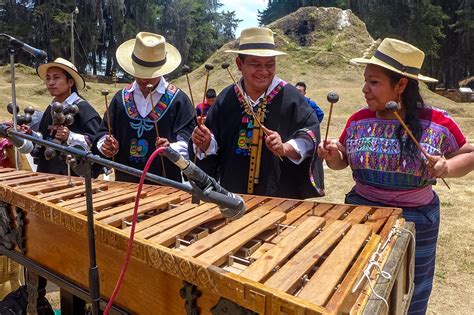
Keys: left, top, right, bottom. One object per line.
{"left": 104, "top": 146, "right": 166, "bottom": 314}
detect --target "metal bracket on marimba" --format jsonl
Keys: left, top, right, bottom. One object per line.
{"left": 0, "top": 202, "right": 25, "bottom": 254}
{"left": 175, "top": 227, "right": 209, "bottom": 248}
{"left": 228, "top": 254, "right": 255, "bottom": 267}
{"left": 276, "top": 222, "right": 296, "bottom": 235}
{"left": 211, "top": 298, "right": 258, "bottom": 315}
{"left": 179, "top": 281, "right": 201, "bottom": 315}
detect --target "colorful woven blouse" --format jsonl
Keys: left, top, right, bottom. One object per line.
{"left": 339, "top": 107, "right": 466, "bottom": 190}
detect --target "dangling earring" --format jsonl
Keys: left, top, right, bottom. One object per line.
{"left": 397, "top": 93, "right": 402, "bottom": 108}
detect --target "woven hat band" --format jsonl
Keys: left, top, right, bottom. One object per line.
{"left": 374, "top": 50, "right": 420, "bottom": 75}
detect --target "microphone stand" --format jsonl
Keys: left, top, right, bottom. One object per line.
{"left": 8, "top": 42, "right": 19, "bottom": 170}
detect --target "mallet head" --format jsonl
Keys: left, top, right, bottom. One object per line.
{"left": 101, "top": 89, "right": 109, "bottom": 96}
{"left": 182, "top": 65, "right": 191, "bottom": 74}
{"left": 146, "top": 83, "right": 154, "bottom": 92}
{"left": 327, "top": 92, "right": 339, "bottom": 104}
{"left": 205, "top": 64, "right": 214, "bottom": 71}
{"left": 221, "top": 62, "right": 230, "bottom": 70}
{"left": 24, "top": 106, "right": 35, "bottom": 115}
{"left": 7, "top": 102, "right": 19, "bottom": 115}
{"left": 385, "top": 101, "right": 400, "bottom": 112}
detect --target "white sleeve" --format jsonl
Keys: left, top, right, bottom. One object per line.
{"left": 194, "top": 134, "right": 218, "bottom": 160}
{"left": 67, "top": 130, "right": 91, "bottom": 150}
{"left": 170, "top": 135, "right": 189, "bottom": 160}
{"left": 96, "top": 135, "right": 108, "bottom": 155}
{"left": 286, "top": 138, "right": 314, "bottom": 165}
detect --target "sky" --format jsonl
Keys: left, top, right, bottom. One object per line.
{"left": 220, "top": 0, "right": 268, "bottom": 36}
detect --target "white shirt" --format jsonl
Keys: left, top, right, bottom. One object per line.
{"left": 195, "top": 76, "right": 314, "bottom": 164}
{"left": 97, "top": 78, "right": 189, "bottom": 158}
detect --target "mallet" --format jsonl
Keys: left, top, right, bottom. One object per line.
{"left": 324, "top": 92, "right": 339, "bottom": 145}
{"left": 182, "top": 65, "right": 196, "bottom": 107}
{"left": 200, "top": 63, "right": 214, "bottom": 121}
{"left": 385, "top": 101, "right": 450, "bottom": 189}
{"left": 147, "top": 83, "right": 166, "bottom": 177}
{"left": 221, "top": 62, "right": 283, "bottom": 161}
{"left": 101, "top": 90, "right": 113, "bottom": 137}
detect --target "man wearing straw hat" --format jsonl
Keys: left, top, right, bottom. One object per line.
{"left": 191, "top": 27, "right": 324, "bottom": 199}
{"left": 94, "top": 32, "right": 196, "bottom": 183}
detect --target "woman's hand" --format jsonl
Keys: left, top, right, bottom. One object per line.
{"left": 101, "top": 135, "right": 119, "bottom": 158}
{"left": 55, "top": 126, "right": 70, "bottom": 142}
{"left": 426, "top": 154, "right": 449, "bottom": 178}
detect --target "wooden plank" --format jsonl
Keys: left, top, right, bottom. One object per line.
{"left": 196, "top": 211, "right": 286, "bottom": 266}
{"left": 0, "top": 170, "right": 31, "bottom": 180}
{"left": 136, "top": 202, "right": 217, "bottom": 239}
{"left": 0, "top": 174, "right": 56, "bottom": 186}
{"left": 41, "top": 183, "right": 109, "bottom": 203}
{"left": 150, "top": 207, "right": 222, "bottom": 246}
{"left": 239, "top": 216, "right": 326, "bottom": 282}
{"left": 297, "top": 224, "right": 373, "bottom": 306}
{"left": 324, "top": 204, "right": 352, "bottom": 226}
{"left": 94, "top": 194, "right": 169, "bottom": 220}
{"left": 19, "top": 178, "right": 84, "bottom": 194}
{"left": 344, "top": 206, "right": 372, "bottom": 225}
{"left": 74, "top": 191, "right": 147, "bottom": 214}
{"left": 183, "top": 209, "right": 269, "bottom": 257}
{"left": 363, "top": 208, "right": 394, "bottom": 234}
{"left": 269, "top": 202, "right": 333, "bottom": 244}
{"left": 325, "top": 234, "right": 381, "bottom": 313}
{"left": 264, "top": 220, "right": 351, "bottom": 293}
{"left": 99, "top": 195, "right": 183, "bottom": 227}
{"left": 280, "top": 201, "right": 315, "bottom": 225}
{"left": 58, "top": 188, "right": 128, "bottom": 207}
{"left": 0, "top": 167, "right": 16, "bottom": 173}
{"left": 123, "top": 203, "right": 197, "bottom": 233}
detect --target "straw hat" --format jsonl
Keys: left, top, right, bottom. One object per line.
{"left": 351, "top": 38, "right": 437, "bottom": 83}
{"left": 116, "top": 32, "right": 181, "bottom": 79}
{"left": 37, "top": 58, "right": 86, "bottom": 90}
{"left": 225, "top": 27, "right": 287, "bottom": 57}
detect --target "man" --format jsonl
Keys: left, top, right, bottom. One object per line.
{"left": 195, "top": 88, "right": 216, "bottom": 120}
{"left": 94, "top": 32, "right": 196, "bottom": 182}
{"left": 295, "top": 81, "right": 324, "bottom": 123}
{"left": 191, "top": 27, "right": 324, "bottom": 199}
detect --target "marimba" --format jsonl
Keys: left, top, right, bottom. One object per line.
{"left": 0, "top": 168, "right": 414, "bottom": 314}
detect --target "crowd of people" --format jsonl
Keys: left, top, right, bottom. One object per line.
{"left": 2, "top": 27, "right": 473, "bottom": 314}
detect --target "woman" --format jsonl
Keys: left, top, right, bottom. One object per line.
{"left": 36, "top": 57, "right": 101, "bottom": 175}
{"left": 318, "top": 38, "right": 474, "bottom": 314}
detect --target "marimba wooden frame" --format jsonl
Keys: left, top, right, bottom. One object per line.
{"left": 0, "top": 174, "right": 415, "bottom": 315}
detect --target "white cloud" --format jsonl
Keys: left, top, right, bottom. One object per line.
{"left": 220, "top": 0, "right": 268, "bottom": 36}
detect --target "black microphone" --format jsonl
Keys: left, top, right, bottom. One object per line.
{"left": 8, "top": 36, "right": 47, "bottom": 60}
{"left": 161, "top": 147, "right": 246, "bottom": 220}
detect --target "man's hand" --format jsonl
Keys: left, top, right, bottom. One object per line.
{"left": 191, "top": 117, "right": 212, "bottom": 151}
{"left": 155, "top": 137, "right": 170, "bottom": 149}
{"left": 101, "top": 135, "right": 119, "bottom": 158}
{"left": 262, "top": 126, "right": 299, "bottom": 160}
{"left": 55, "top": 126, "right": 70, "bottom": 142}
{"left": 317, "top": 140, "right": 341, "bottom": 162}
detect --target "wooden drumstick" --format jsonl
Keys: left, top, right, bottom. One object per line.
{"left": 221, "top": 62, "right": 283, "bottom": 161}
{"left": 200, "top": 64, "right": 214, "bottom": 121}
{"left": 324, "top": 92, "right": 339, "bottom": 144}
{"left": 101, "top": 90, "right": 112, "bottom": 136}
{"left": 182, "top": 65, "right": 196, "bottom": 107}
{"left": 385, "top": 101, "right": 450, "bottom": 189}
{"left": 146, "top": 83, "right": 166, "bottom": 177}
